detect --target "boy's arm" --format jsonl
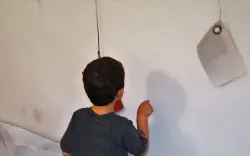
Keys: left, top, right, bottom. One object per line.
{"left": 136, "top": 100, "right": 153, "bottom": 140}
{"left": 121, "top": 121, "right": 148, "bottom": 156}
{"left": 136, "top": 100, "right": 153, "bottom": 156}
{"left": 137, "top": 115, "right": 149, "bottom": 139}
{"left": 137, "top": 115, "right": 149, "bottom": 156}
{"left": 60, "top": 113, "right": 76, "bottom": 156}
{"left": 121, "top": 100, "right": 153, "bottom": 156}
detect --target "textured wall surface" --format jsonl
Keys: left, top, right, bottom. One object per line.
{"left": 0, "top": 0, "right": 250, "bottom": 156}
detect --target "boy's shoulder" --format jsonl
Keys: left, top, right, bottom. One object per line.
{"left": 72, "top": 108, "right": 133, "bottom": 127}
{"left": 110, "top": 114, "right": 135, "bottom": 135}
{"left": 113, "top": 114, "right": 133, "bottom": 125}
{"left": 71, "top": 108, "right": 89, "bottom": 117}
{"left": 74, "top": 107, "right": 89, "bottom": 114}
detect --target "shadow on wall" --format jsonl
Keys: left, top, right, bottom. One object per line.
{"left": 146, "top": 71, "right": 198, "bottom": 156}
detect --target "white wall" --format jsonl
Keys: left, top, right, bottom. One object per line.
{"left": 0, "top": 0, "right": 98, "bottom": 141}
{"left": 1, "top": 0, "right": 250, "bottom": 156}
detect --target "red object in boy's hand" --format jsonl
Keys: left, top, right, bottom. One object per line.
{"left": 114, "top": 100, "right": 123, "bottom": 112}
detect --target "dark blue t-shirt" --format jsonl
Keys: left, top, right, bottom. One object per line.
{"left": 60, "top": 108, "right": 147, "bottom": 156}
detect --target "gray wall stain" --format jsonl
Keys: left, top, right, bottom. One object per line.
{"left": 21, "top": 107, "right": 26, "bottom": 117}
{"left": 33, "top": 108, "right": 43, "bottom": 124}
{"left": 146, "top": 71, "right": 198, "bottom": 156}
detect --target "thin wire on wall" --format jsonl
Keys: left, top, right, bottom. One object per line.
{"left": 217, "top": 0, "right": 222, "bottom": 21}
{"left": 95, "top": 0, "right": 101, "bottom": 58}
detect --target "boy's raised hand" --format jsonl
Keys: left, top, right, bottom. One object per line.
{"left": 137, "top": 100, "right": 153, "bottom": 117}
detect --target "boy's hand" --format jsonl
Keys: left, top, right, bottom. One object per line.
{"left": 137, "top": 100, "right": 153, "bottom": 117}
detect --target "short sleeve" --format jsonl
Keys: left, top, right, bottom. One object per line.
{"left": 121, "top": 122, "right": 148, "bottom": 156}
{"left": 60, "top": 113, "right": 76, "bottom": 153}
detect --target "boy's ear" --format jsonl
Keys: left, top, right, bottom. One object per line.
{"left": 117, "top": 88, "right": 124, "bottom": 99}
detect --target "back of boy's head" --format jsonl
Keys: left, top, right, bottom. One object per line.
{"left": 82, "top": 57, "right": 125, "bottom": 106}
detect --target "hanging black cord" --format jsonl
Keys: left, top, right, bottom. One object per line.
{"left": 95, "top": 0, "right": 101, "bottom": 58}
{"left": 217, "top": 0, "right": 222, "bottom": 21}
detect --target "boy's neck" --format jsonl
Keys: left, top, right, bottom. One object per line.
{"left": 91, "top": 103, "right": 115, "bottom": 115}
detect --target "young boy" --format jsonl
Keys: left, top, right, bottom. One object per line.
{"left": 60, "top": 57, "right": 153, "bottom": 156}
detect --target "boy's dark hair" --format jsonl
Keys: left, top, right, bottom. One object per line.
{"left": 82, "top": 57, "right": 125, "bottom": 106}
